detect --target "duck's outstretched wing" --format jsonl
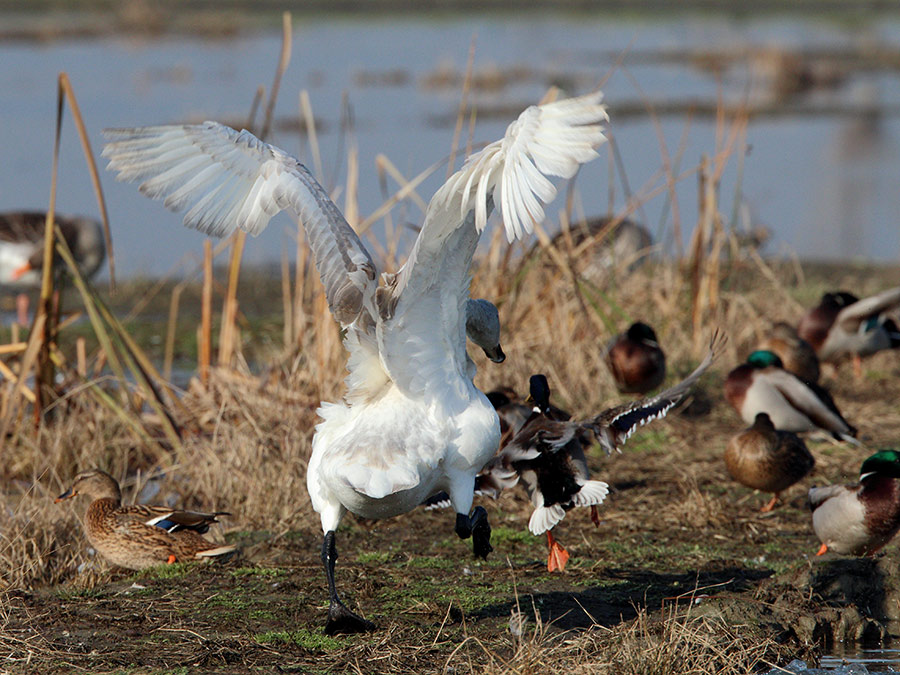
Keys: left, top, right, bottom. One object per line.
{"left": 380, "top": 93, "right": 608, "bottom": 398}
{"left": 103, "top": 123, "right": 377, "bottom": 328}
{"left": 589, "top": 331, "right": 724, "bottom": 455}
{"left": 836, "top": 286, "right": 900, "bottom": 333}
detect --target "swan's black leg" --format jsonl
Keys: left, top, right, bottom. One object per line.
{"left": 454, "top": 506, "right": 493, "bottom": 559}
{"left": 322, "top": 530, "right": 375, "bottom": 635}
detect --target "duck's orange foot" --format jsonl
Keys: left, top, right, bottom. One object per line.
{"left": 759, "top": 494, "right": 779, "bottom": 513}
{"left": 546, "top": 531, "right": 569, "bottom": 573}
{"left": 166, "top": 554, "right": 177, "bottom": 564}
{"left": 815, "top": 543, "right": 828, "bottom": 557}
{"left": 590, "top": 505, "right": 601, "bottom": 528}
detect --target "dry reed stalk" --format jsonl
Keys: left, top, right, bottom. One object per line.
{"left": 163, "top": 284, "right": 183, "bottom": 382}
{"left": 259, "top": 11, "right": 292, "bottom": 142}
{"left": 246, "top": 84, "right": 265, "bottom": 130}
{"left": 281, "top": 246, "right": 293, "bottom": 348}
{"left": 300, "top": 90, "right": 324, "bottom": 181}
{"left": 344, "top": 133, "right": 359, "bottom": 229}
{"left": 200, "top": 239, "right": 213, "bottom": 386}
{"left": 218, "top": 232, "right": 245, "bottom": 368}
{"left": 357, "top": 155, "right": 441, "bottom": 236}
{"left": 0, "top": 343, "right": 27, "bottom": 356}
{"left": 446, "top": 34, "right": 476, "bottom": 179}
{"left": 75, "top": 337, "right": 86, "bottom": 377}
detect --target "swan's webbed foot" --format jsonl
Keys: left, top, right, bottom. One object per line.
{"left": 455, "top": 506, "right": 493, "bottom": 560}
{"left": 325, "top": 600, "right": 376, "bottom": 635}
{"left": 321, "top": 530, "right": 376, "bottom": 635}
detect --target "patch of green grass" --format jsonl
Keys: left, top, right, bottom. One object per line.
{"left": 230, "top": 566, "right": 286, "bottom": 578}
{"left": 204, "top": 589, "right": 252, "bottom": 611}
{"left": 405, "top": 555, "right": 457, "bottom": 570}
{"left": 54, "top": 586, "right": 105, "bottom": 601}
{"left": 616, "top": 428, "right": 669, "bottom": 454}
{"left": 249, "top": 609, "right": 278, "bottom": 620}
{"left": 254, "top": 629, "right": 345, "bottom": 651}
{"left": 489, "top": 526, "right": 535, "bottom": 546}
{"left": 133, "top": 562, "right": 193, "bottom": 580}
{"left": 357, "top": 551, "right": 392, "bottom": 565}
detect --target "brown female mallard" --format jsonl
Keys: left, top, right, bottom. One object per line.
{"left": 56, "top": 469, "right": 236, "bottom": 570}
{"left": 725, "top": 412, "right": 814, "bottom": 512}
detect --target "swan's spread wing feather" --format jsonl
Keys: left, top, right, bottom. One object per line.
{"left": 103, "top": 122, "right": 377, "bottom": 328}
{"left": 836, "top": 286, "right": 900, "bottom": 333}
{"left": 381, "top": 93, "right": 607, "bottom": 398}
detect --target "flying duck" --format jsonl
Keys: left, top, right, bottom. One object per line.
{"left": 103, "top": 92, "right": 608, "bottom": 633}
{"left": 481, "top": 338, "right": 719, "bottom": 572}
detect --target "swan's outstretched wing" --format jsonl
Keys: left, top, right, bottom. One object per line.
{"left": 380, "top": 93, "right": 608, "bottom": 398}
{"left": 103, "top": 123, "right": 377, "bottom": 328}
{"left": 836, "top": 286, "right": 900, "bottom": 333}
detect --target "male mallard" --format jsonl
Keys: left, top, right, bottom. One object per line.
{"left": 103, "top": 92, "right": 608, "bottom": 633}
{"left": 809, "top": 449, "right": 900, "bottom": 556}
{"left": 486, "top": 384, "right": 571, "bottom": 445}
{"left": 758, "top": 321, "right": 820, "bottom": 383}
{"left": 724, "top": 412, "right": 814, "bottom": 512}
{"left": 604, "top": 321, "right": 666, "bottom": 394}
{"left": 481, "top": 339, "right": 719, "bottom": 572}
{"left": 0, "top": 211, "right": 106, "bottom": 325}
{"left": 724, "top": 350, "right": 857, "bottom": 443}
{"left": 797, "top": 288, "right": 900, "bottom": 376}
{"left": 56, "top": 469, "right": 236, "bottom": 570}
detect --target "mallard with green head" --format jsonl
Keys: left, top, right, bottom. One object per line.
{"left": 56, "top": 469, "right": 236, "bottom": 570}
{"left": 724, "top": 350, "right": 857, "bottom": 443}
{"left": 604, "top": 321, "right": 666, "bottom": 395}
{"left": 725, "top": 412, "right": 814, "bottom": 512}
{"left": 810, "top": 450, "right": 900, "bottom": 556}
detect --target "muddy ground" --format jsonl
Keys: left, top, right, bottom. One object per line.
{"left": 4, "top": 349, "right": 900, "bottom": 674}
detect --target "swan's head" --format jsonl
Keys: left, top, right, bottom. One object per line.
{"left": 466, "top": 298, "right": 505, "bottom": 363}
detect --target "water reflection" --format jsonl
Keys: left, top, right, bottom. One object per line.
{"left": 1, "top": 12, "right": 899, "bottom": 277}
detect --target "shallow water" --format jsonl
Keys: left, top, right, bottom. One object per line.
{"left": 2, "top": 11, "right": 900, "bottom": 277}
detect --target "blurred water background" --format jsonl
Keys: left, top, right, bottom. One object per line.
{"left": 1, "top": 7, "right": 899, "bottom": 278}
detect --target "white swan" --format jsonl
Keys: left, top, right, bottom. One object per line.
{"left": 103, "top": 91, "right": 608, "bottom": 633}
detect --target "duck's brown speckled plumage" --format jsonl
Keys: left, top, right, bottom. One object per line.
{"left": 57, "top": 469, "right": 236, "bottom": 570}
{"left": 725, "top": 412, "right": 814, "bottom": 511}
{"left": 758, "top": 322, "right": 820, "bottom": 383}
